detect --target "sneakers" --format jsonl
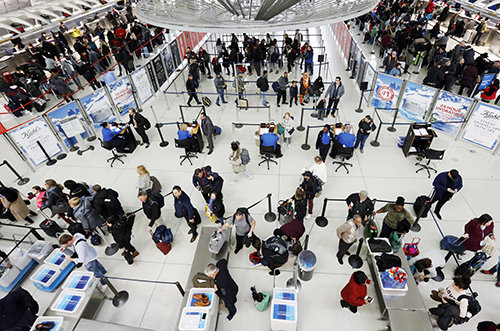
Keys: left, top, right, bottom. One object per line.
{"left": 305, "top": 213, "right": 312, "bottom": 219}
{"left": 481, "top": 270, "right": 494, "bottom": 275}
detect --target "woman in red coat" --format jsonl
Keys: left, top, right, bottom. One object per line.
{"left": 480, "top": 79, "right": 499, "bottom": 103}
{"left": 340, "top": 271, "right": 372, "bottom": 313}
{"left": 462, "top": 214, "right": 495, "bottom": 252}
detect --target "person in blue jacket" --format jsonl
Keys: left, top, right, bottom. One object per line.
{"left": 101, "top": 122, "right": 127, "bottom": 149}
{"left": 430, "top": 169, "right": 463, "bottom": 220}
{"left": 315, "top": 124, "right": 334, "bottom": 161}
{"left": 261, "top": 127, "right": 282, "bottom": 157}
{"left": 337, "top": 125, "right": 356, "bottom": 147}
{"left": 192, "top": 166, "right": 224, "bottom": 203}
{"left": 172, "top": 185, "right": 201, "bottom": 243}
{"left": 304, "top": 45, "right": 314, "bottom": 75}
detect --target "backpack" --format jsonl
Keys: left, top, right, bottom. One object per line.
{"left": 150, "top": 176, "right": 162, "bottom": 193}
{"left": 153, "top": 225, "right": 173, "bottom": 243}
{"left": 240, "top": 148, "right": 250, "bottom": 165}
{"left": 457, "top": 294, "right": 481, "bottom": 317}
{"left": 90, "top": 233, "right": 102, "bottom": 246}
{"left": 311, "top": 175, "right": 323, "bottom": 194}
{"left": 375, "top": 253, "right": 402, "bottom": 271}
{"left": 256, "top": 77, "right": 263, "bottom": 89}
{"left": 209, "top": 229, "right": 227, "bottom": 254}
{"left": 143, "top": 117, "right": 151, "bottom": 130}
{"left": 272, "top": 81, "right": 280, "bottom": 92}
{"left": 150, "top": 190, "right": 165, "bottom": 208}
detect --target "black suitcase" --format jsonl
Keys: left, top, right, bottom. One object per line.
{"left": 68, "top": 222, "right": 85, "bottom": 235}
{"left": 413, "top": 195, "right": 430, "bottom": 218}
{"left": 454, "top": 251, "right": 489, "bottom": 277}
{"left": 39, "top": 219, "right": 64, "bottom": 238}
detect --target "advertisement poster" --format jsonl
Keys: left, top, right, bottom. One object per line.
{"left": 430, "top": 91, "right": 472, "bottom": 136}
{"left": 462, "top": 102, "right": 500, "bottom": 150}
{"left": 80, "top": 89, "right": 116, "bottom": 128}
{"left": 478, "top": 73, "right": 496, "bottom": 91}
{"left": 177, "top": 34, "right": 186, "bottom": 60}
{"left": 108, "top": 76, "right": 137, "bottom": 116}
{"left": 363, "top": 62, "right": 376, "bottom": 101}
{"left": 399, "top": 82, "right": 436, "bottom": 122}
{"left": 183, "top": 31, "right": 193, "bottom": 50}
{"left": 170, "top": 39, "right": 181, "bottom": 68}
{"left": 343, "top": 27, "right": 352, "bottom": 62}
{"left": 153, "top": 54, "right": 167, "bottom": 88}
{"left": 47, "top": 101, "right": 90, "bottom": 147}
{"left": 371, "top": 73, "right": 402, "bottom": 111}
{"left": 162, "top": 47, "right": 175, "bottom": 77}
{"left": 131, "top": 66, "right": 154, "bottom": 103}
{"left": 9, "top": 118, "right": 62, "bottom": 166}
{"left": 145, "top": 62, "right": 158, "bottom": 92}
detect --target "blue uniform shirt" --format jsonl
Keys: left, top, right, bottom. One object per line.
{"left": 177, "top": 130, "right": 192, "bottom": 140}
{"left": 102, "top": 127, "right": 121, "bottom": 142}
{"left": 321, "top": 132, "right": 331, "bottom": 145}
{"left": 261, "top": 132, "right": 279, "bottom": 149}
{"left": 337, "top": 132, "right": 356, "bottom": 147}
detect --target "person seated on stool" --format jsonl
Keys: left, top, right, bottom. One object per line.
{"left": 337, "top": 124, "right": 356, "bottom": 147}
{"left": 101, "top": 121, "right": 127, "bottom": 150}
{"left": 261, "top": 127, "right": 282, "bottom": 158}
{"left": 177, "top": 123, "right": 198, "bottom": 151}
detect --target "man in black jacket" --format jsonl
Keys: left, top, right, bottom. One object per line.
{"left": 345, "top": 190, "right": 374, "bottom": 220}
{"left": 129, "top": 107, "right": 150, "bottom": 148}
{"left": 186, "top": 74, "right": 201, "bottom": 106}
{"left": 300, "top": 171, "right": 319, "bottom": 220}
{"left": 192, "top": 166, "right": 224, "bottom": 203}
{"left": 138, "top": 190, "right": 163, "bottom": 232}
{"left": 200, "top": 113, "right": 215, "bottom": 155}
{"left": 0, "top": 287, "right": 38, "bottom": 331}
{"left": 92, "top": 184, "right": 125, "bottom": 219}
{"left": 198, "top": 47, "right": 212, "bottom": 78}
{"left": 173, "top": 185, "right": 201, "bottom": 243}
{"left": 423, "top": 62, "right": 444, "bottom": 87}
{"left": 257, "top": 70, "right": 269, "bottom": 106}
{"left": 205, "top": 259, "right": 239, "bottom": 320}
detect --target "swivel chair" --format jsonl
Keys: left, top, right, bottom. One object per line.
{"left": 332, "top": 146, "right": 354, "bottom": 174}
{"left": 259, "top": 144, "right": 278, "bottom": 170}
{"left": 99, "top": 138, "right": 126, "bottom": 167}
{"left": 415, "top": 148, "right": 445, "bottom": 178}
{"left": 175, "top": 138, "right": 199, "bottom": 165}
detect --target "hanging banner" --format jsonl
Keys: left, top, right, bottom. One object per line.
{"left": 400, "top": 82, "right": 436, "bottom": 122}
{"left": 478, "top": 73, "right": 496, "bottom": 91}
{"left": 131, "top": 66, "right": 154, "bottom": 103}
{"left": 183, "top": 31, "right": 193, "bottom": 50}
{"left": 177, "top": 34, "right": 186, "bottom": 60}
{"left": 153, "top": 54, "right": 167, "bottom": 88}
{"left": 162, "top": 47, "right": 175, "bottom": 77}
{"left": 371, "top": 73, "right": 402, "bottom": 111}
{"left": 430, "top": 91, "right": 472, "bottom": 136}
{"left": 342, "top": 27, "right": 352, "bottom": 62}
{"left": 170, "top": 39, "right": 181, "bottom": 68}
{"left": 47, "top": 102, "right": 90, "bottom": 147}
{"left": 462, "top": 102, "right": 500, "bottom": 150}
{"left": 145, "top": 62, "right": 158, "bottom": 92}
{"left": 9, "top": 118, "right": 62, "bottom": 166}
{"left": 108, "top": 76, "right": 137, "bottom": 116}
{"left": 363, "top": 62, "right": 376, "bottom": 101}
{"left": 80, "top": 89, "right": 116, "bottom": 129}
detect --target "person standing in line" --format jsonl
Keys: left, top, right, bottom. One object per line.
{"left": 138, "top": 189, "right": 164, "bottom": 232}
{"left": 340, "top": 271, "right": 372, "bottom": 313}
{"left": 304, "top": 45, "right": 314, "bottom": 75}
{"left": 136, "top": 165, "right": 153, "bottom": 192}
{"left": 172, "top": 186, "right": 201, "bottom": 243}
{"left": 383, "top": 50, "right": 398, "bottom": 74}
{"left": 59, "top": 233, "right": 108, "bottom": 285}
{"left": 315, "top": 124, "right": 334, "bottom": 162}
{"left": 308, "top": 156, "right": 327, "bottom": 186}
{"left": 336, "top": 215, "right": 363, "bottom": 264}
{"left": 207, "top": 191, "right": 225, "bottom": 224}
{"left": 234, "top": 71, "right": 245, "bottom": 103}
{"left": 287, "top": 188, "right": 308, "bottom": 223}
{"left": 205, "top": 259, "right": 239, "bottom": 321}
{"left": 106, "top": 214, "right": 139, "bottom": 261}
{"left": 200, "top": 112, "right": 215, "bottom": 155}
{"left": 300, "top": 171, "right": 319, "bottom": 219}
{"left": 354, "top": 115, "right": 376, "bottom": 153}
{"left": 345, "top": 190, "right": 374, "bottom": 221}
{"left": 0, "top": 187, "right": 35, "bottom": 225}
{"left": 299, "top": 72, "right": 311, "bottom": 105}
{"left": 281, "top": 112, "right": 294, "bottom": 148}
{"left": 92, "top": 184, "right": 124, "bottom": 220}
{"left": 229, "top": 142, "right": 253, "bottom": 183}
{"left": 218, "top": 208, "right": 259, "bottom": 254}
{"left": 289, "top": 80, "right": 298, "bottom": 107}
{"left": 128, "top": 108, "right": 150, "bottom": 148}
{"left": 430, "top": 169, "right": 463, "bottom": 220}
{"left": 258, "top": 70, "right": 269, "bottom": 106}
{"left": 0, "top": 287, "right": 39, "bottom": 330}
{"left": 480, "top": 255, "right": 500, "bottom": 287}
{"left": 214, "top": 73, "right": 228, "bottom": 106}
{"left": 372, "top": 196, "right": 414, "bottom": 238}
{"left": 276, "top": 72, "right": 289, "bottom": 107}
{"left": 69, "top": 196, "right": 104, "bottom": 235}
{"left": 325, "top": 77, "right": 345, "bottom": 118}
{"left": 192, "top": 166, "right": 224, "bottom": 203}
{"left": 186, "top": 74, "right": 201, "bottom": 107}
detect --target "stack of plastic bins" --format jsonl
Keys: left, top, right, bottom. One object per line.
{"left": 27, "top": 240, "right": 54, "bottom": 264}
{"left": 31, "top": 265, "right": 62, "bottom": 291}
{"left": 178, "top": 288, "right": 217, "bottom": 331}
{"left": 271, "top": 288, "right": 298, "bottom": 331}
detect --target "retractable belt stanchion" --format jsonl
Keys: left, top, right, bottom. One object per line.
{"left": 150, "top": 105, "right": 169, "bottom": 147}
{"left": 355, "top": 88, "right": 371, "bottom": 113}
{"left": 0, "top": 160, "right": 29, "bottom": 186}
{"left": 36, "top": 141, "right": 57, "bottom": 166}
{"left": 264, "top": 193, "right": 276, "bottom": 222}
{"left": 301, "top": 126, "right": 311, "bottom": 150}
{"left": 387, "top": 108, "right": 400, "bottom": 132}
{"left": 297, "top": 108, "right": 306, "bottom": 131}
{"left": 370, "top": 109, "right": 383, "bottom": 147}
{"left": 59, "top": 128, "right": 79, "bottom": 152}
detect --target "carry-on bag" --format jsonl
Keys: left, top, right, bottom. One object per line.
{"left": 150, "top": 229, "right": 172, "bottom": 255}
{"left": 39, "top": 219, "right": 63, "bottom": 238}
{"left": 440, "top": 235, "right": 467, "bottom": 254}
{"left": 454, "top": 251, "right": 489, "bottom": 277}
{"left": 68, "top": 222, "right": 85, "bottom": 236}
{"left": 413, "top": 195, "right": 430, "bottom": 218}
{"left": 208, "top": 229, "right": 227, "bottom": 254}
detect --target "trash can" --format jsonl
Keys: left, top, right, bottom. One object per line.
{"left": 298, "top": 250, "right": 316, "bottom": 281}
{"left": 255, "top": 131, "right": 260, "bottom": 147}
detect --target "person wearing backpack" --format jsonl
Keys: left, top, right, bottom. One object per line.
{"left": 92, "top": 184, "right": 125, "bottom": 219}
{"left": 69, "top": 196, "right": 104, "bottom": 235}
{"left": 128, "top": 108, "right": 150, "bottom": 148}
{"left": 207, "top": 191, "right": 225, "bottom": 224}
{"left": 107, "top": 214, "right": 139, "bottom": 262}
{"left": 138, "top": 189, "right": 164, "bottom": 233}
{"left": 257, "top": 70, "right": 269, "bottom": 106}
{"left": 229, "top": 141, "right": 253, "bottom": 184}
{"left": 300, "top": 171, "right": 320, "bottom": 219}
{"left": 192, "top": 166, "right": 224, "bottom": 203}
{"left": 172, "top": 186, "right": 201, "bottom": 243}
{"left": 218, "top": 208, "right": 259, "bottom": 254}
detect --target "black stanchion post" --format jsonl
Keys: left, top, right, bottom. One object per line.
{"left": 370, "top": 122, "right": 382, "bottom": 147}
{"left": 175, "top": 281, "right": 186, "bottom": 296}
{"left": 156, "top": 124, "right": 169, "bottom": 147}
{"left": 1, "top": 161, "right": 29, "bottom": 185}
{"left": 355, "top": 90, "right": 364, "bottom": 113}
{"left": 60, "top": 129, "right": 79, "bottom": 152}
{"left": 301, "top": 126, "right": 311, "bottom": 150}
{"left": 264, "top": 193, "right": 277, "bottom": 222}
{"left": 30, "top": 228, "right": 43, "bottom": 241}
{"left": 297, "top": 108, "right": 305, "bottom": 131}
{"left": 387, "top": 108, "right": 398, "bottom": 132}
{"left": 36, "top": 141, "right": 57, "bottom": 166}
{"left": 315, "top": 198, "right": 329, "bottom": 227}
{"left": 103, "top": 277, "right": 129, "bottom": 307}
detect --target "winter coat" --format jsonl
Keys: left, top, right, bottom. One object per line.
{"left": 0, "top": 188, "right": 29, "bottom": 221}
{"left": 0, "top": 288, "right": 37, "bottom": 331}
{"left": 142, "top": 191, "right": 162, "bottom": 227}
{"left": 214, "top": 259, "right": 239, "bottom": 301}
{"left": 173, "top": 191, "right": 196, "bottom": 220}
{"left": 462, "top": 218, "right": 494, "bottom": 252}
{"left": 108, "top": 214, "right": 132, "bottom": 248}
{"left": 214, "top": 76, "right": 226, "bottom": 92}
{"left": 325, "top": 83, "right": 345, "bottom": 99}
{"left": 201, "top": 115, "right": 215, "bottom": 137}
{"left": 432, "top": 171, "right": 463, "bottom": 199}
{"left": 341, "top": 273, "right": 367, "bottom": 307}
{"left": 460, "top": 65, "right": 478, "bottom": 87}
{"left": 229, "top": 149, "right": 246, "bottom": 173}
{"left": 299, "top": 77, "right": 310, "bottom": 95}
{"left": 423, "top": 65, "right": 444, "bottom": 87}
{"left": 315, "top": 129, "right": 334, "bottom": 149}
{"left": 280, "top": 219, "right": 305, "bottom": 239}
{"left": 49, "top": 77, "right": 71, "bottom": 94}
{"left": 300, "top": 178, "right": 318, "bottom": 200}
{"left": 346, "top": 193, "right": 374, "bottom": 219}
{"left": 336, "top": 219, "right": 360, "bottom": 244}
{"left": 481, "top": 85, "right": 498, "bottom": 101}
{"left": 73, "top": 196, "right": 104, "bottom": 232}
{"left": 93, "top": 188, "right": 124, "bottom": 219}
{"left": 41, "top": 185, "right": 67, "bottom": 210}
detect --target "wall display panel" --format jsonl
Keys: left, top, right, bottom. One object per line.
{"left": 371, "top": 73, "right": 402, "bottom": 111}
{"left": 399, "top": 82, "right": 436, "bottom": 122}
{"left": 462, "top": 102, "right": 500, "bottom": 150}
{"left": 131, "top": 66, "right": 154, "bottom": 103}
{"left": 47, "top": 102, "right": 91, "bottom": 147}
{"left": 108, "top": 76, "right": 137, "bottom": 116}
{"left": 152, "top": 54, "right": 167, "bottom": 87}
{"left": 80, "top": 89, "right": 116, "bottom": 128}
{"left": 430, "top": 91, "right": 472, "bottom": 136}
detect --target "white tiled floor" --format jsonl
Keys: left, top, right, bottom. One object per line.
{"left": 1, "top": 27, "right": 499, "bottom": 331}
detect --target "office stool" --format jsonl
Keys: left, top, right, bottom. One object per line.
{"left": 259, "top": 145, "right": 278, "bottom": 170}
{"left": 99, "top": 138, "right": 126, "bottom": 168}
{"left": 416, "top": 149, "right": 445, "bottom": 178}
{"left": 175, "top": 138, "right": 198, "bottom": 165}
{"left": 180, "top": 151, "right": 198, "bottom": 166}
{"left": 332, "top": 148, "right": 354, "bottom": 174}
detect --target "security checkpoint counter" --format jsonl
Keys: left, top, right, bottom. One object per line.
{"left": 175, "top": 226, "right": 232, "bottom": 331}
{"left": 366, "top": 247, "right": 433, "bottom": 331}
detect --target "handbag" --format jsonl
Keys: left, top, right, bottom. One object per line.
{"left": 50, "top": 200, "right": 69, "bottom": 215}
{"left": 403, "top": 237, "right": 421, "bottom": 257}
{"left": 205, "top": 204, "right": 217, "bottom": 222}
{"left": 287, "top": 128, "right": 295, "bottom": 135}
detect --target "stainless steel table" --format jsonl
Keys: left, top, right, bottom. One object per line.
{"left": 387, "top": 309, "right": 434, "bottom": 331}
{"left": 74, "top": 318, "right": 154, "bottom": 331}
{"left": 175, "top": 226, "right": 231, "bottom": 331}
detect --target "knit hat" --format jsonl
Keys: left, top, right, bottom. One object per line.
{"left": 395, "top": 196, "right": 405, "bottom": 206}
{"left": 450, "top": 169, "right": 459, "bottom": 181}
{"left": 353, "top": 271, "right": 368, "bottom": 285}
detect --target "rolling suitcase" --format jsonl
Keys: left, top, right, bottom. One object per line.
{"left": 202, "top": 96, "right": 211, "bottom": 107}
{"left": 39, "top": 219, "right": 63, "bottom": 238}
{"left": 150, "top": 229, "right": 172, "bottom": 255}
{"left": 208, "top": 229, "right": 226, "bottom": 254}
{"left": 440, "top": 235, "right": 467, "bottom": 254}
{"left": 213, "top": 126, "right": 222, "bottom": 136}
{"left": 454, "top": 251, "right": 489, "bottom": 277}
{"left": 413, "top": 195, "right": 430, "bottom": 218}
{"left": 238, "top": 98, "right": 248, "bottom": 109}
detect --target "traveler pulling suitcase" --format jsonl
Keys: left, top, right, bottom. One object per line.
{"left": 39, "top": 219, "right": 63, "bottom": 238}
{"left": 209, "top": 229, "right": 227, "bottom": 254}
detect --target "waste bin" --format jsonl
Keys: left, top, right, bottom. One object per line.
{"left": 298, "top": 250, "right": 316, "bottom": 281}
{"left": 255, "top": 131, "right": 260, "bottom": 147}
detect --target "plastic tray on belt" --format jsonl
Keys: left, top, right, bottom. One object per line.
{"left": 31, "top": 265, "right": 61, "bottom": 289}
{"left": 62, "top": 270, "right": 95, "bottom": 292}
{"left": 51, "top": 289, "right": 86, "bottom": 314}
{"left": 179, "top": 307, "right": 210, "bottom": 331}
{"left": 273, "top": 288, "right": 297, "bottom": 302}
{"left": 44, "top": 250, "right": 70, "bottom": 270}
{"left": 186, "top": 288, "right": 215, "bottom": 310}
{"left": 270, "top": 300, "right": 297, "bottom": 331}
{"left": 30, "top": 316, "right": 63, "bottom": 331}
{"left": 0, "top": 266, "right": 20, "bottom": 288}
{"left": 27, "top": 240, "right": 54, "bottom": 263}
